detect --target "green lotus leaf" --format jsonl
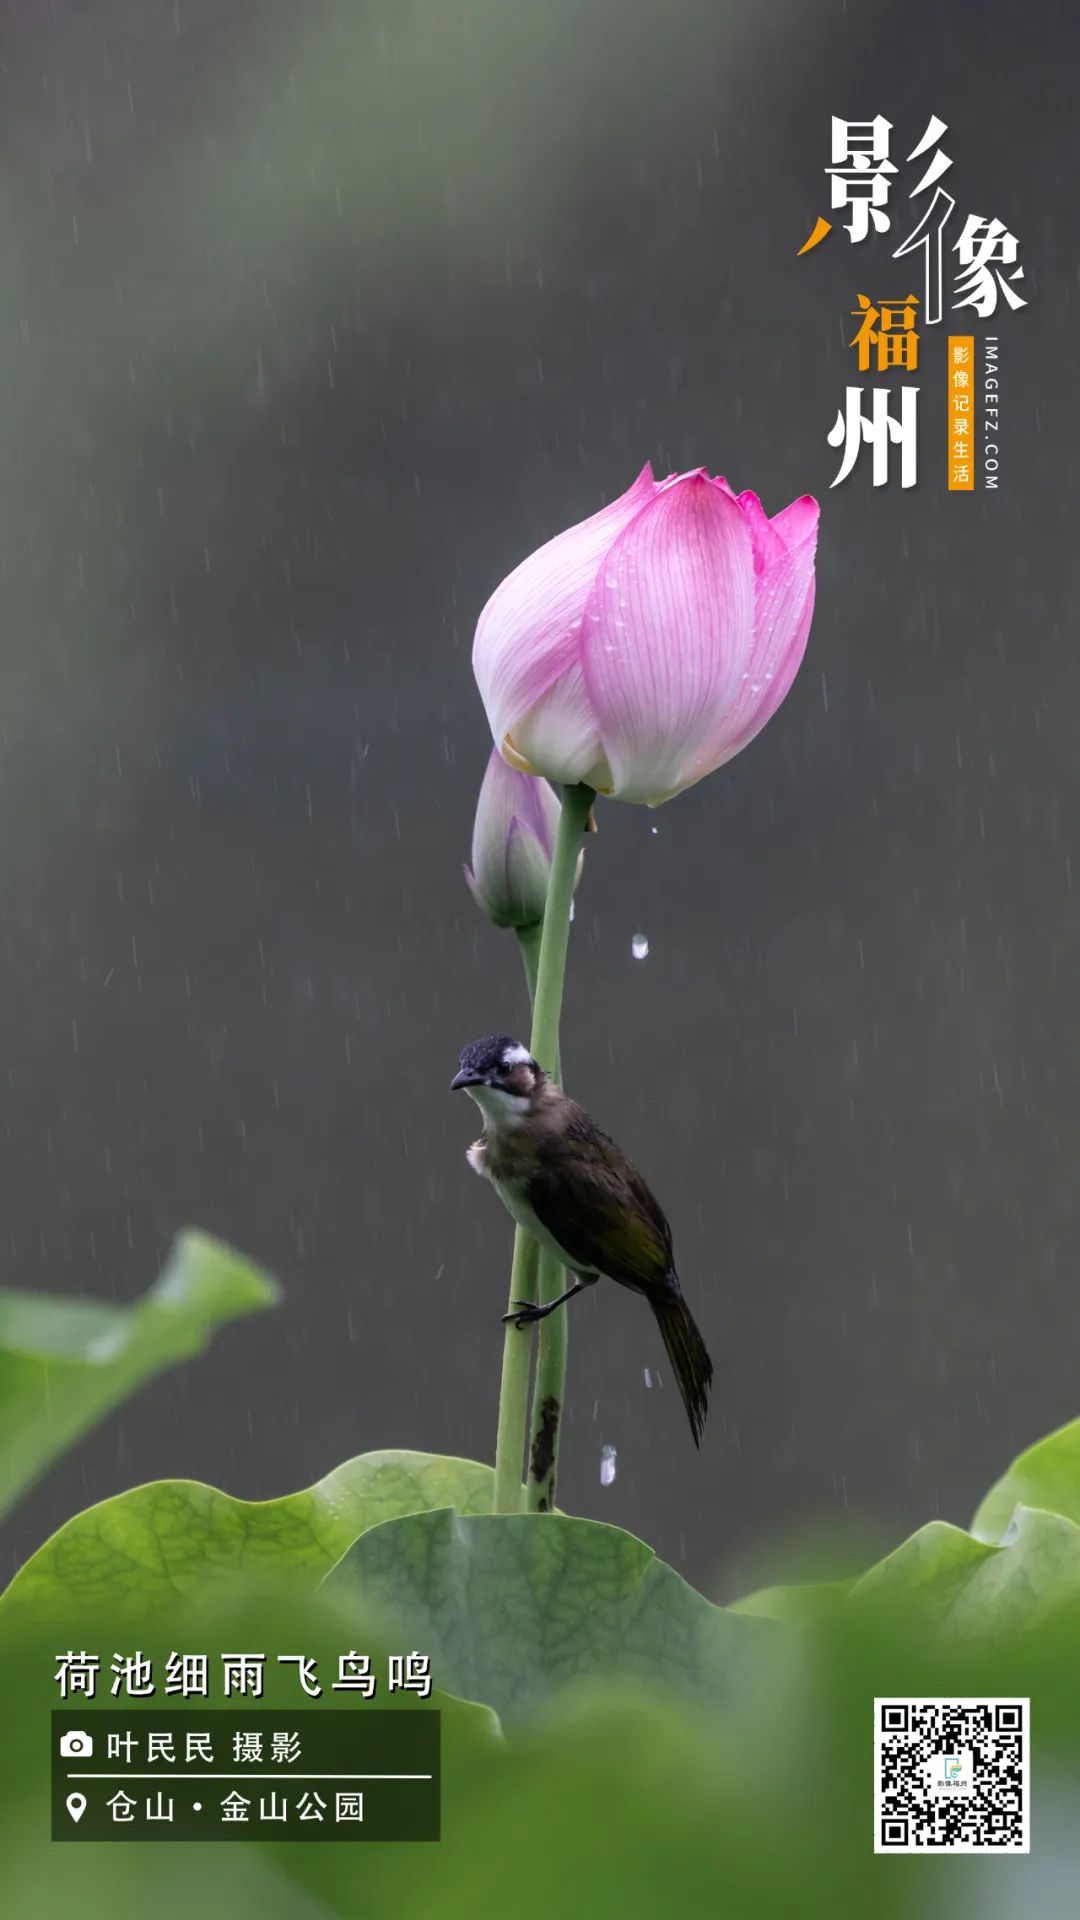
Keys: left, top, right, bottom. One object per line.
{"left": 0, "top": 1230, "right": 279, "bottom": 1520}
{"left": 322, "top": 1507, "right": 769, "bottom": 1725}
{"left": 971, "top": 1415, "right": 1080, "bottom": 1542}
{"left": 0, "top": 1451, "right": 497, "bottom": 1624}
{"left": 848, "top": 1507, "right": 1080, "bottom": 1634}
{"left": 730, "top": 1577, "right": 853, "bottom": 1622}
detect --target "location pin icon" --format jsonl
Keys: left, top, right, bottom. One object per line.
{"left": 66, "top": 1793, "right": 86, "bottom": 1823}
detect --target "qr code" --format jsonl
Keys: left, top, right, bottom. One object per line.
{"left": 874, "top": 1698, "right": 1029, "bottom": 1853}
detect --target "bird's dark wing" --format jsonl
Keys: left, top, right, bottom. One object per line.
{"left": 525, "top": 1110, "right": 673, "bottom": 1292}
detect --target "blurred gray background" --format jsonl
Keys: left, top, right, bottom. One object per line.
{"left": 1, "top": 0, "right": 1074, "bottom": 1598}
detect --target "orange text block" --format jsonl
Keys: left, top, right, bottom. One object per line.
{"left": 948, "top": 336, "right": 975, "bottom": 490}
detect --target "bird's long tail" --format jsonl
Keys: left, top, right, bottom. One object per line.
{"left": 650, "top": 1286, "right": 713, "bottom": 1447}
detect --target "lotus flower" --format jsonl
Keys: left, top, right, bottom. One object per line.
{"left": 464, "top": 748, "right": 583, "bottom": 930}
{"left": 473, "top": 465, "right": 818, "bottom": 806}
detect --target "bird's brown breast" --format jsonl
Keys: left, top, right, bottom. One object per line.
{"left": 482, "top": 1123, "right": 536, "bottom": 1184}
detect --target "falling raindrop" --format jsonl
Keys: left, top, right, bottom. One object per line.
{"left": 643, "top": 1366, "right": 652, "bottom": 1388}
{"left": 600, "top": 1443, "right": 617, "bottom": 1486}
{"left": 631, "top": 932, "right": 649, "bottom": 959}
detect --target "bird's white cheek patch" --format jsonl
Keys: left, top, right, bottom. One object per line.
{"left": 501, "top": 1044, "right": 533, "bottom": 1068}
{"left": 469, "top": 1085, "right": 530, "bottom": 1127}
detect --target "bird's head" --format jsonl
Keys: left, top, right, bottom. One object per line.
{"left": 450, "top": 1034, "right": 542, "bottom": 1125}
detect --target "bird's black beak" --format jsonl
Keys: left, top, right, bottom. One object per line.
{"left": 449, "top": 1068, "right": 481, "bottom": 1092}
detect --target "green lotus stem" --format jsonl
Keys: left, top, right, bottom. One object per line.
{"left": 516, "top": 916, "right": 544, "bottom": 1029}
{"left": 492, "top": 1222, "right": 541, "bottom": 1514}
{"left": 517, "top": 929, "right": 566, "bottom": 1515}
{"left": 491, "top": 923, "right": 542, "bottom": 1517}
{"left": 525, "top": 1247, "right": 566, "bottom": 1512}
{"left": 491, "top": 784, "right": 594, "bottom": 1516}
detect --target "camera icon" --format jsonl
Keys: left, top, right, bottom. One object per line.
{"left": 59, "top": 1730, "right": 93, "bottom": 1759}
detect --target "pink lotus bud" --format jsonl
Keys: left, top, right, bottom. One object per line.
{"left": 464, "top": 748, "right": 582, "bottom": 930}
{"left": 473, "top": 465, "right": 818, "bottom": 806}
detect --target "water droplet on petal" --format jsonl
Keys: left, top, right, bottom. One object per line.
{"left": 631, "top": 932, "right": 649, "bottom": 959}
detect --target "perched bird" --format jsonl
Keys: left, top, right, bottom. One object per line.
{"left": 450, "top": 1034, "right": 713, "bottom": 1446}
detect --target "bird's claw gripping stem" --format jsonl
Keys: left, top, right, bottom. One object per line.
{"left": 503, "top": 1299, "right": 548, "bottom": 1329}
{"left": 502, "top": 1277, "right": 591, "bottom": 1330}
